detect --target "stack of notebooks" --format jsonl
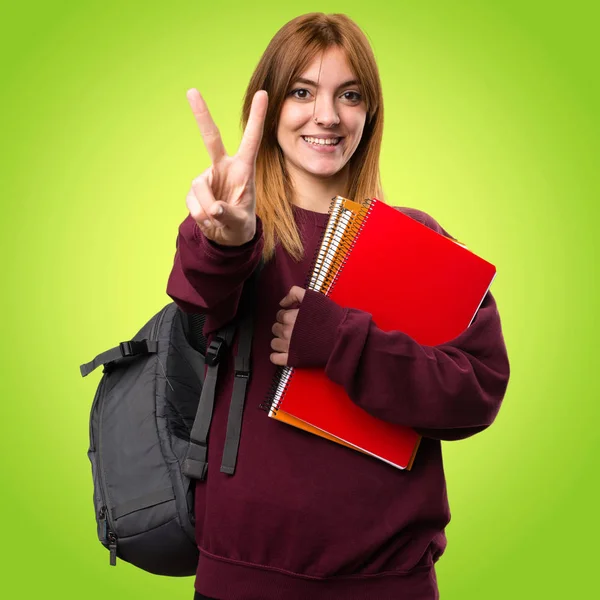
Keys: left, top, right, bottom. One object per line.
{"left": 260, "top": 196, "right": 497, "bottom": 470}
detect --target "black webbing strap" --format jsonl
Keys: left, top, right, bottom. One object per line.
{"left": 182, "top": 323, "right": 236, "bottom": 481}
{"left": 184, "top": 257, "right": 265, "bottom": 481}
{"left": 79, "top": 340, "right": 158, "bottom": 377}
{"left": 220, "top": 310, "right": 253, "bottom": 474}
{"left": 220, "top": 259, "right": 264, "bottom": 475}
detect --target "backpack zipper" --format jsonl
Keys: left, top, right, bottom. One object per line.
{"left": 95, "top": 305, "right": 169, "bottom": 567}
{"left": 98, "top": 504, "right": 118, "bottom": 566}
{"left": 89, "top": 377, "right": 106, "bottom": 452}
{"left": 97, "top": 385, "right": 118, "bottom": 566}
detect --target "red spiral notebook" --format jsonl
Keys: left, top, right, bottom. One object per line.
{"left": 261, "top": 196, "right": 497, "bottom": 470}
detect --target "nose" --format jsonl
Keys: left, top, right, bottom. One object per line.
{"left": 313, "top": 95, "right": 340, "bottom": 127}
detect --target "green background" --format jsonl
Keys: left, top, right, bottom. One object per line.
{"left": 1, "top": 0, "right": 597, "bottom": 598}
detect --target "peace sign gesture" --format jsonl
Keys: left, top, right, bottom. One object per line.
{"left": 185, "top": 88, "right": 268, "bottom": 247}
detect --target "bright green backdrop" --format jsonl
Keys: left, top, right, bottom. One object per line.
{"left": 1, "top": 0, "right": 597, "bottom": 598}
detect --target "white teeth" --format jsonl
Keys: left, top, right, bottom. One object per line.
{"left": 302, "top": 136, "right": 340, "bottom": 146}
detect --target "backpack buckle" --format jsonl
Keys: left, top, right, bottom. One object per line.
{"left": 119, "top": 340, "right": 148, "bottom": 357}
{"left": 206, "top": 337, "right": 227, "bottom": 366}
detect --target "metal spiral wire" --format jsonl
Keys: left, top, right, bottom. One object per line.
{"left": 259, "top": 365, "right": 294, "bottom": 414}
{"left": 327, "top": 198, "right": 375, "bottom": 295}
{"left": 305, "top": 196, "right": 346, "bottom": 291}
{"left": 260, "top": 196, "right": 375, "bottom": 415}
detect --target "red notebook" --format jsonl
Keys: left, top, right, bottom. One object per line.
{"left": 261, "top": 197, "right": 497, "bottom": 469}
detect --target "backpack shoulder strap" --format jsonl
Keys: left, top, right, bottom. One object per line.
{"left": 182, "top": 321, "right": 236, "bottom": 481}
{"left": 220, "top": 309, "right": 253, "bottom": 475}
{"left": 183, "top": 258, "right": 265, "bottom": 480}
{"left": 220, "top": 258, "right": 264, "bottom": 475}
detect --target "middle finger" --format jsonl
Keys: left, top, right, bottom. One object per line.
{"left": 276, "top": 309, "right": 297, "bottom": 325}
{"left": 271, "top": 322, "right": 286, "bottom": 338}
{"left": 187, "top": 89, "right": 227, "bottom": 163}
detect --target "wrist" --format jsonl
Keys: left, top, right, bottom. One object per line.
{"left": 198, "top": 216, "right": 262, "bottom": 251}
{"left": 288, "top": 290, "right": 348, "bottom": 368}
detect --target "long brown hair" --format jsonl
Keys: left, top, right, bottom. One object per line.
{"left": 241, "top": 13, "right": 385, "bottom": 262}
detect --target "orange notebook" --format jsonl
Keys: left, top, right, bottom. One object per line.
{"left": 261, "top": 197, "right": 497, "bottom": 470}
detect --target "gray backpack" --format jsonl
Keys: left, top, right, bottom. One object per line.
{"left": 80, "top": 266, "right": 261, "bottom": 576}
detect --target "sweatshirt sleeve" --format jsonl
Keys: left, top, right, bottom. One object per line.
{"left": 287, "top": 209, "right": 510, "bottom": 442}
{"left": 166, "top": 214, "right": 264, "bottom": 336}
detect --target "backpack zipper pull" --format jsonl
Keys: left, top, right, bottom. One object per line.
{"left": 98, "top": 506, "right": 108, "bottom": 541}
{"left": 108, "top": 532, "right": 118, "bottom": 566}
{"left": 99, "top": 505, "right": 117, "bottom": 566}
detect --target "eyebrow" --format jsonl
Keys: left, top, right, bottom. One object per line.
{"left": 293, "top": 77, "right": 360, "bottom": 89}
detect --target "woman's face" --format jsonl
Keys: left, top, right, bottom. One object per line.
{"left": 276, "top": 46, "right": 367, "bottom": 182}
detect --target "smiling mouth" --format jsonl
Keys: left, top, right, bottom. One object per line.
{"left": 301, "top": 136, "right": 342, "bottom": 146}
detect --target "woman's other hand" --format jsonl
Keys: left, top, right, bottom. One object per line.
{"left": 270, "top": 286, "right": 306, "bottom": 366}
{"left": 185, "top": 88, "right": 268, "bottom": 247}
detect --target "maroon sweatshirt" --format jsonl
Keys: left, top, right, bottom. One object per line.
{"left": 166, "top": 204, "right": 510, "bottom": 600}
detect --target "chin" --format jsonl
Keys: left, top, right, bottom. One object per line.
{"left": 311, "top": 169, "right": 343, "bottom": 179}
{"left": 302, "top": 162, "right": 345, "bottom": 178}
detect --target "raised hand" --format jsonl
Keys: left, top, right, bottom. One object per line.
{"left": 185, "top": 88, "right": 268, "bottom": 247}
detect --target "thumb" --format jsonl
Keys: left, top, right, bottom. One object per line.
{"left": 209, "top": 202, "right": 246, "bottom": 227}
{"left": 280, "top": 286, "right": 305, "bottom": 307}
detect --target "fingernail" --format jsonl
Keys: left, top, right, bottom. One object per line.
{"left": 212, "top": 205, "right": 223, "bottom": 217}
{"left": 203, "top": 219, "right": 211, "bottom": 227}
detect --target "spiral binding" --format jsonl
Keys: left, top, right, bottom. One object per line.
{"left": 325, "top": 198, "right": 374, "bottom": 296}
{"left": 259, "top": 365, "right": 294, "bottom": 415}
{"left": 260, "top": 196, "right": 375, "bottom": 416}
{"left": 311, "top": 209, "right": 353, "bottom": 292}
{"left": 305, "top": 195, "right": 346, "bottom": 291}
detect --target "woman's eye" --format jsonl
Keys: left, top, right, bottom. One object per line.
{"left": 290, "top": 88, "right": 312, "bottom": 99}
{"left": 343, "top": 91, "right": 362, "bottom": 103}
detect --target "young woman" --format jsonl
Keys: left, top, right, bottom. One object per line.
{"left": 167, "top": 12, "right": 510, "bottom": 600}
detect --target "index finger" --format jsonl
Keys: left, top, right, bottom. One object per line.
{"left": 236, "top": 90, "right": 268, "bottom": 166}
{"left": 186, "top": 88, "right": 227, "bottom": 163}
{"left": 277, "top": 308, "right": 298, "bottom": 324}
